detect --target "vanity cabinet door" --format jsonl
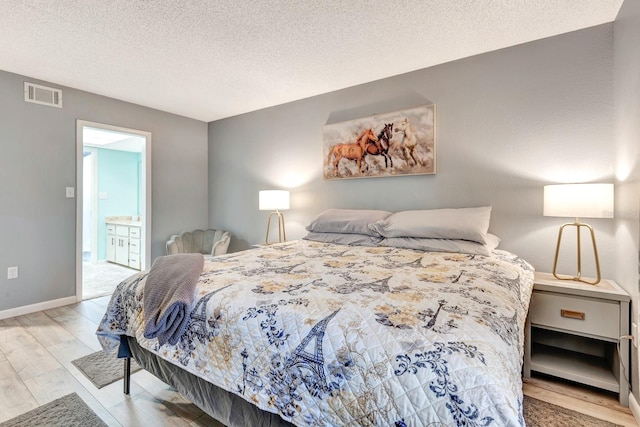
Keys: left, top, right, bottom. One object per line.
{"left": 106, "top": 225, "right": 116, "bottom": 262}
{"left": 115, "top": 226, "right": 130, "bottom": 265}
{"left": 115, "top": 235, "right": 130, "bottom": 265}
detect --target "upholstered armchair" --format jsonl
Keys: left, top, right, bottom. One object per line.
{"left": 166, "top": 229, "right": 231, "bottom": 256}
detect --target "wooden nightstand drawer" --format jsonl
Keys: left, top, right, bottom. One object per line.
{"left": 531, "top": 292, "right": 620, "bottom": 340}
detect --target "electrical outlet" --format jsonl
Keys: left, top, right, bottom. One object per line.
{"left": 633, "top": 322, "right": 638, "bottom": 348}
{"left": 7, "top": 266, "right": 18, "bottom": 279}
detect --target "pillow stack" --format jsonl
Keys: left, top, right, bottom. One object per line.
{"left": 304, "top": 209, "right": 391, "bottom": 246}
{"left": 371, "top": 206, "right": 498, "bottom": 256}
{"left": 304, "top": 206, "right": 501, "bottom": 256}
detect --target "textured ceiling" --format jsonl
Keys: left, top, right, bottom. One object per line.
{"left": 0, "top": 1, "right": 622, "bottom": 122}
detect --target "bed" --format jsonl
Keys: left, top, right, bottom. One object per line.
{"left": 97, "top": 208, "right": 534, "bottom": 426}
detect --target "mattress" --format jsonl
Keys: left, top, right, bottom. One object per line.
{"left": 98, "top": 240, "right": 534, "bottom": 426}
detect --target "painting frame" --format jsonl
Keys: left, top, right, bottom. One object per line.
{"left": 323, "top": 104, "right": 436, "bottom": 180}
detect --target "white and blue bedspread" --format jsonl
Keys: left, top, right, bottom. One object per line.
{"left": 97, "top": 240, "right": 534, "bottom": 426}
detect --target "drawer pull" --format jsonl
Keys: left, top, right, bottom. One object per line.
{"left": 561, "top": 309, "right": 585, "bottom": 320}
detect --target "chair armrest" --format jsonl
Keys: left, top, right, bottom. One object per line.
{"left": 166, "top": 235, "right": 180, "bottom": 255}
{"left": 211, "top": 232, "right": 231, "bottom": 256}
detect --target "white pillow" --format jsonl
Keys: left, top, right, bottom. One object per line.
{"left": 306, "top": 209, "right": 392, "bottom": 236}
{"left": 379, "top": 233, "right": 501, "bottom": 256}
{"left": 369, "top": 206, "right": 492, "bottom": 244}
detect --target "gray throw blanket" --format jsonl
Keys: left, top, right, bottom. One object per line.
{"left": 143, "top": 253, "right": 204, "bottom": 346}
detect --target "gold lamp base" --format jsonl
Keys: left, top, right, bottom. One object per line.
{"left": 552, "top": 219, "right": 601, "bottom": 285}
{"left": 264, "top": 210, "right": 286, "bottom": 245}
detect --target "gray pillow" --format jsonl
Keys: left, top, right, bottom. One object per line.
{"left": 369, "top": 206, "right": 492, "bottom": 244}
{"left": 303, "top": 232, "right": 382, "bottom": 246}
{"left": 379, "top": 233, "right": 501, "bottom": 256}
{"left": 306, "top": 209, "right": 392, "bottom": 236}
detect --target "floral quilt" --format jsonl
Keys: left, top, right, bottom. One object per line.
{"left": 97, "top": 240, "right": 534, "bottom": 426}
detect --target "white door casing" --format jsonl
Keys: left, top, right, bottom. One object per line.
{"left": 75, "top": 120, "right": 152, "bottom": 301}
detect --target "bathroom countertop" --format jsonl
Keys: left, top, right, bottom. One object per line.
{"left": 105, "top": 216, "right": 142, "bottom": 227}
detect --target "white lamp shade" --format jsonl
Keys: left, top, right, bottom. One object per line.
{"left": 543, "top": 183, "right": 614, "bottom": 218}
{"left": 259, "top": 190, "right": 290, "bottom": 211}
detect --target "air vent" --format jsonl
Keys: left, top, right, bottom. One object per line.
{"left": 24, "top": 82, "right": 62, "bottom": 108}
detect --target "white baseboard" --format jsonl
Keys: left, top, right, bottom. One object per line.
{"left": 630, "top": 393, "right": 640, "bottom": 425}
{"left": 0, "top": 296, "right": 77, "bottom": 320}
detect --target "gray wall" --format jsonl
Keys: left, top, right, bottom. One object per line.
{"left": 614, "top": 0, "right": 640, "bottom": 402}
{"left": 0, "top": 69, "right": 208, "bottom": 311}
{"left": 209, "top": 24, "right": 616, "bottom": 281}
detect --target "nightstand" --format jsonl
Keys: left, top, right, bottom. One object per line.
{"left": 524, "top": 272, "right": 631, "bottom": 406}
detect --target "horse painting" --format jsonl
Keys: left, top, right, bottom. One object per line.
{"left": 322, "top": 104, "right": 435, "bottom": 179}
{"left": 393, "top": 117, "right": 421, "bottom": 166}
{"left": 364, "top": 123, "right": 394, "bottom": 168}
{"left": 326, "top": 128, "right": 378, "bottom": 176}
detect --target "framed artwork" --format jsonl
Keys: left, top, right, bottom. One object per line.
{"left": 323, "top": 104, "right": 436, "bottom": 180}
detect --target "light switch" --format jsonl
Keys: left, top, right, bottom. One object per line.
{"left": 65, "top": 187, "right": 75, "bottom": 198}
{"left": 99, "top": 192, "right": 108, "bottom": 199}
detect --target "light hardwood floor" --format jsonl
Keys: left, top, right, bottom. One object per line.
{"left": 0, "top": 295, "right": 637, "bottom": 426}
{"left": 0, "top": 296, "right": 221, "bottom": 426}
{"left": 523, "top": 376, "right": 638, "bottom": 426}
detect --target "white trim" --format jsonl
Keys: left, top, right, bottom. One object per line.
{"left": 0, "top": 296, "right": 77, "bottom": 320}
{"left": 630, "top": 393, "right": 640, "bottom": 425}
{"left": 83, "top": 147, "right": 99, "bottom": 263}
{"left": 91, "top": 147, "right": 99, "bottom": 263}
{"left": 76, "top": 121, "right": 83, "bottom": 302}
{"left": 76, "top": 120, "right": 152, "bottom": 302}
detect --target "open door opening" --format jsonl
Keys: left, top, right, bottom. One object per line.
{"left": 76, "top": 121, "right": 152, "bottom": 301}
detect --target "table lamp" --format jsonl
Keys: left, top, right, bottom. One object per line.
{"left": 259, "top": 190, "right": 290, "bottom": 244}
{"left": 543, "top": 183, "right": 614, "bottom": 285}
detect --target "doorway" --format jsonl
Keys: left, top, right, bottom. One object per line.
{"left": 75, "top": 121, "right": 152, "bottom": 301}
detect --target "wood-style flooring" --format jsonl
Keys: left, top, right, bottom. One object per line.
{"left": 0, "top": 295, "right": 637, "bottom": 426}
{"left": 523, "top": 376, "right": 637, "bottom": 426}
{"left": 0, "top": 296, "right": 221, "bottom": 426}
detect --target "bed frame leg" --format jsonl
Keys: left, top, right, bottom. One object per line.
{"left": 123, "top": 357, "right": 131, "bottom": 395}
